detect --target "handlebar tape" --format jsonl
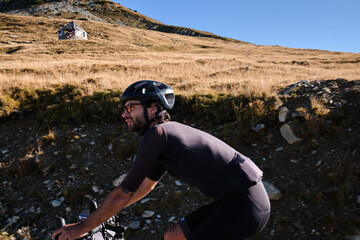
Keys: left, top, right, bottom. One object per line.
{"left": 89, "top": 201, "right": 98, "bottom": 214}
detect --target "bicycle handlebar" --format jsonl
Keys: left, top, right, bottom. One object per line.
{"left": 89, "top": 200, "right": 97, "bottom": 214}
{"left": 55, "top": 217, "right": 66, "bottom": 228}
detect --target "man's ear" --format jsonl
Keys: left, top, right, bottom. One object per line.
{"left": 148, "top": 103, "right": 158, "bottom": 117}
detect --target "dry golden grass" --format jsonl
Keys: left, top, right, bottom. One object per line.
{"left": 1, "top": 13, "right": 360, "bottom": 97}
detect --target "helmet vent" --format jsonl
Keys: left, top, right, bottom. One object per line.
{"left": 157, "top": 83, "right": 167, "bottom": 90}
{"left": 165, "top": 93, "right": 175, "bottom": 105}
{"left": 144, "top": 86, "right": 156, "bottom": 93}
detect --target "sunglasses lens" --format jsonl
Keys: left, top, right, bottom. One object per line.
{"left": 127, "top": 105, "right": 133, "bottom": 113}
{"left": 123, "top": 105, "right": 131, "bottom": 113}
{"left": 124, "top": 103, "right": 141, "bottom": 113}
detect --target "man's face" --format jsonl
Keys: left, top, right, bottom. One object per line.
{"left": 122, "top": 100, "right": 146, "bottom": 133}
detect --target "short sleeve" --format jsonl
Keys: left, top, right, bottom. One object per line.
{"left": 120, "top": 124, "right": 167, "bottom": 192}
{"left": 147, "top": 163, "right": 167, "bottom": 181}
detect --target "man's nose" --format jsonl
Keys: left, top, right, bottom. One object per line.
{"left": 121, "top": 109, "right": 129, "bottom": 118}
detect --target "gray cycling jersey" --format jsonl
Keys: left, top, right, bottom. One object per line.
{"left": 121, "top": 121, "right": 263, "bottom": 200}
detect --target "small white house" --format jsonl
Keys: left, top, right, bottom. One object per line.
{"left": 58, "top": 21, "right": 88, "bottom": 40}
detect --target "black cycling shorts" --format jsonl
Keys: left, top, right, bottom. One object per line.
{"left": 179, "top": 181, "right": 270, "bottom": 240}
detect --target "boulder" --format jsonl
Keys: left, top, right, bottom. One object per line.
{"left": 280, "top": 124, "right": 302, "bottom": 144}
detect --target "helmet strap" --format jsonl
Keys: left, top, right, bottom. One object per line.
{"left": 141, "top": 103, "right": 166, "bottom": 135}
{"left": 141, "top": 103, "right": 150, "bottom": 135}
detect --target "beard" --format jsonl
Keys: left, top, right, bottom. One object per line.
{"left": 129, "top": 115, "right": 147, "bottom": 134}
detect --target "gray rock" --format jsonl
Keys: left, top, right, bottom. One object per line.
{"left": 108, "top": 143, "right": 113, "bottom": 151}
{"left": 275, "top": 146, "right": 284, "bottom": 152}
{"left": 141, "top": 210, "right": 155, "bottom": 218}
{"left": 113, "top": 174, "right": 127, "bottom": 187}
{"left": 1, "top": 149, "right": 9, "bottom": 155}
{"left": 50, "top": 200, "right": 62, "bottom": 207}
{"left": 92, "top": 185, "right": 100, "bottom": 193}
{"left": 175, "top": 180, "right": 182, "bottom": 186}
{"left": 278, "top": 107, "right": 290, "bottom": 122}
{"left": 10, "top": 216, "right": 20, "bottom": 223}
{"left": 129, "top": 220, "right": 141, "bottom": 229}
{"left": 168, "top": 216, "right": 176, "bottom": 222}
{"left": 280, "top": 124, "right": 302, "bottom": 144}
{"left": 263, "top": 181, "right": 282, "bottom": 200}
{"left": 251, "top": 124, "right": 265, "bottom": 132}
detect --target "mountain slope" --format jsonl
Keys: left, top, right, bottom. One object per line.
{"left": 1, "top": 12, "right": 359, "bottom": 99}
{"left": 0, "top": 0, "right": 233, "bottom": 41}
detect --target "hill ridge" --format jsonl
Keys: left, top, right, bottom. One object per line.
{"left": 0, "top": 0, "right": 234, "bottom": 41}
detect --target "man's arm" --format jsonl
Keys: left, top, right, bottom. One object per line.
{"left": 81, "top": 184, "right": 134, "bottom": 231}
{"left": 52, "top": 177, "right": 158, "bottom": 240}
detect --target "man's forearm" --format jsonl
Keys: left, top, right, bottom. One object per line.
{"left": 125, "top": 178, "right": 158, "bottom": 208}
{"left": 81, "top": 186, "right": 131, "bottom": 233}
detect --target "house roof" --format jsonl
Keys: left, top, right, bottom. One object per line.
{"left": 61, "top": 21, "right": 86, "bottom": 32}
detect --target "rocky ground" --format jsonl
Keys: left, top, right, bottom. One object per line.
{"left": 0, "top": 79, "right": 359, "bottom": 240}
{"left": 3, "top": 1, "right": 109, "bottom": 23}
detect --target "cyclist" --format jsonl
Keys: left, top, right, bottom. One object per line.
{"left": 53, "top": 80, "right": 270, "bottom": 240}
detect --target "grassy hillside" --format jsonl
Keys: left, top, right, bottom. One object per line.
{"left": 1, "top": 12, "right": 360, "bottom": 120}
{"left": 1, "top": 13, "right": 359, "bottom": 97}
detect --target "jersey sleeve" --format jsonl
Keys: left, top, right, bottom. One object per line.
{"left": 120, "top": 124, "right": 167, "bottom": 192}
{"left": 147, "top": 163, "right": 167, "bottom": 181}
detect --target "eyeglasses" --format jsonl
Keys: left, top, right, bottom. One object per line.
{"left": 123, "top": 103, "right": 142, "bottom": 113}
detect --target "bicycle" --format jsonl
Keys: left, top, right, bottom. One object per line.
{"left": 54, "top": 200, "right": 127, "bottom": 240}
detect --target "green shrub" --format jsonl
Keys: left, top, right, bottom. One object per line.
{"left": 0, "top": 95, "right": 19, "bottom": 117}
{"left": 1, "top": 85, "right": 279, "bottom": 131}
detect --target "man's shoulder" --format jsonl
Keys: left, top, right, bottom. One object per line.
{"left": 145, "top": 121, "right": 177, "bottom": 137}
{"left": 157, "top": 121, "right": 189, "bottom": 130}
{"left": 141, "top": 124, "right": 167, "bottom": 145}
{"left": 149, "top": 121, "right": 187, "bottom": 136}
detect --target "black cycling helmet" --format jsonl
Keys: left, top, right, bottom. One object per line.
{"left": 121, "top": 80, "right": 175, "bottom": 110}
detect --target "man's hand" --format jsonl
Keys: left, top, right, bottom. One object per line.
{"left": 52, "top": 222, "right": 87, "bottom": 240}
